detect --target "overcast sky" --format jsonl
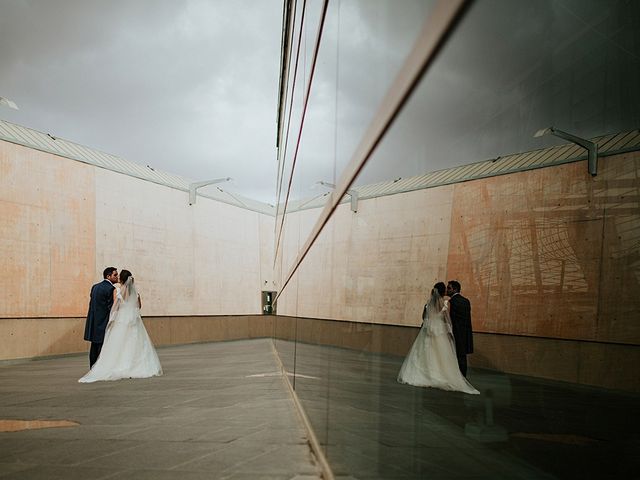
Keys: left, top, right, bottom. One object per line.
{"left": 1, "top": 0, "right": 638, "bottom": 205}
{"left": 0, "top": 0, "right": 283, "bottom": 203}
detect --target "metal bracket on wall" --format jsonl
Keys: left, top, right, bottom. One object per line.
{"left": 317, "top": 181, "right": 359, "bottom": 212}
{"left": 534, "top": 127, "right": 598, "bottom": 176}
{"left": 188, "top": 177, "right": 232, "bottom": 205}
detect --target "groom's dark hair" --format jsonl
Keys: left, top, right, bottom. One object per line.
{"left": 448, "top": 280, "right": 461, "bottom": 292}
{"left": 103, "top": 267, "right": 117, "bottom": 279}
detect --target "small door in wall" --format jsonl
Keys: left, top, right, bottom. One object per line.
{"left": 261, "top": 291, "right": 277, "bottom": 315}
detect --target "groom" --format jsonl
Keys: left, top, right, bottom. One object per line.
{"left": 83, "top": 267, "right": 118, "bottom": 367}
{"left": 447, "top": 280, "right": 473, "bottom": 377}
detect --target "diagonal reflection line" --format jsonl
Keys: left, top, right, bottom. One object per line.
{"left": 276, "top": 0, "right": 306, "bottom": 217}
{"left": 275, "top": 0, "right": 474, "bottom": 304}
{"left": 274, "top": 0, "right": 310, "bottom": 267}
{"left": 274, "top": 0, "right": 330, "bottom": 269}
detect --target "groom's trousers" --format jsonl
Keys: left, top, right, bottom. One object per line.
{"left": 90, "top": 342, "right": 103, "bottom": 368}
{"left": 457, "top": 354, "right": 468, "bottom": 377}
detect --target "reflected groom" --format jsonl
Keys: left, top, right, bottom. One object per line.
{"left": 447, "top": 280, "right": 473, "bottom": 377}
{"left": 83, "top": 267, "right": 118, "bottom": 367}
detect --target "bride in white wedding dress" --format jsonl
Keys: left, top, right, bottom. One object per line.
{"left": 79, "top": 270, "right": 163, "bottom": 383}
{"left": 398, "top": 282, "right": 479, "bottom": 394}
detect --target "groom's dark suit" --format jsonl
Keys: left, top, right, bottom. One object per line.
{"left": 449, "top": 293, "right": 473, "bottom": 377}
{"left": 83, "top": 279, "right": 115, "bottom": 367}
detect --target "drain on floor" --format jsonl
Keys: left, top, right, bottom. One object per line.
{"left": 0, "top": 419, "right": 80, "bottom": 432}
{"left": 511, "top": 432, "right": 599, "bottom": 445}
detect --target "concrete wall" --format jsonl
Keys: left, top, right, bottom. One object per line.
{"left": 276, "top": 152, "right": 640, "bottom": 391}
{"left": 0, "top": 139, "right": 274, "bottom": 360}
{"left": 3, "top": 132, "right": 639, "bottom": 392}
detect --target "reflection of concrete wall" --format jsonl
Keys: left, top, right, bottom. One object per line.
{"left": 472, "top": 332, "right": 639, "bottom": 392}
{"left": 277, "top": 185, "right": 454, "bottom": 324}
{"left": 0, "top": 140, "right": 274, "bottom": 360}
{"left": 448, "top": 152, "right": 640, "bottom": 346}
{"left": 277, "top": 153, "right": 640, "bottom": 390}
{"left": 272, "top": 316, "right": 640, "bottom": 392}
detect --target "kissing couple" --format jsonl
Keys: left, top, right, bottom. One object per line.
{"left": 397, "top": 280, "right": 479, "bottom": 394}
{"left": 80, "top": 267, "right": 163, "bottom": 383}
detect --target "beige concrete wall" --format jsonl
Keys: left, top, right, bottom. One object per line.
{"left": 1, "top": 139, "right": 273, "bottom": 320}
{"left": 94, "top": 168, "right": 272, "bottom": 316}
{"left": 0, "top": 142, "right": 95, "bottom": 318}
{"left": 1, "top": 139, "right": 274, "bottom": 360}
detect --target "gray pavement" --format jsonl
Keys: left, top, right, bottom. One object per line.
{"left": 0, "top": 339, "right": 322, "bottom": 480}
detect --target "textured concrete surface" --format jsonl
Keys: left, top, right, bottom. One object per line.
{"left": 0, "top": 339, "right": 321, "bottom": 479}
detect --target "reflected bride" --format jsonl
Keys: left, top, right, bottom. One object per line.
{"left": 397, "top": 282, "right": 479, "bottom": 394}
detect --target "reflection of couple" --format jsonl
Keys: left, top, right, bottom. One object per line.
{"left": 79, "top": 267, "right": 162, "bottom": 383}
{"left": 398, "top": 281, "right": 479, "bottom": 394}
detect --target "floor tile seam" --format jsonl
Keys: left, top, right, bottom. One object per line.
{"left": 180, "top": 417, "right": 272, "bottom": 430}
{"left": 197, "top": 443, "right": 287, "bottom": 475}
{"left": 68, "top": 440, "right": 158, "bottom": 467}
{"left": 0, "top": 427, "right": 154, "bottom": 441}
{"left": 108, "top": 424, "right": 166, "bottom": 440}
{"left": 231, "top": 425, "right": 306, "bottom": 444}
{"left": 165, "top": 441, "right": 279, "bottom": 472}
{"left": 75, "top": 441, "right": 225, "bottom": 468}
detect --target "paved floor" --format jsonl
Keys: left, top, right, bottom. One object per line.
{"left": 275, "top": 340, "right": 640, "bottom": 480}
{"left": 0, "top": 339, "right": 322, "bottom": 480}
{"left": 4, "top": 337, "right": 638, "bottom": 480}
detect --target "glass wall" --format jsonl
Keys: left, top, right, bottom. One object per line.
{"left": 274, "top": 0, "right": 640, "bottom": 478}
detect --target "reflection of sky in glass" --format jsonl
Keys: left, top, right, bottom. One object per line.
{"left": 278, "top": 0, "right": 433, "bottom": 202}
{"left": 360, "top": 0, "right": 640, "bottom": 188}
{"left": 275, "top": 0, "right": 640, "bottom": 313}
{"left": 279, "top": 0, "right": 639, "bottom": 203}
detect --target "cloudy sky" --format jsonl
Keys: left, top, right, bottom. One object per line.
{"left": 0, "top": 0, "right": 283, "bottom": 202}
{"left": 1, "top": 0, "right": 638, "bottom": 205}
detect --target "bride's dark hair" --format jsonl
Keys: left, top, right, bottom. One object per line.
{"left": 427, "top": 282, "right": 446, "bottom": 312}
{"left": 119, "top": 269, "right": 133, "bottom": 284}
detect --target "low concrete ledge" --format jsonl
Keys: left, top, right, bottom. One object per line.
{"left": 272, "top": 315, "right": 640, "bottom": 393}
{"left": 0, "top": 315, "right": 274, "bottom": 362}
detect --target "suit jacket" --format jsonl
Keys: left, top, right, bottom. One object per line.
{"left": 83, "top": 280, "right": 115, "bottom": 343}
{"left": 449, "top": 293, "right": 473, "bottom": 355}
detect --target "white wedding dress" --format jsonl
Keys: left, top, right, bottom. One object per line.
{"left": 398, "top": 299, "right": 479, "bottom": 394}
{"left": 79, "top": 278, "right": 162, "bottom": 383}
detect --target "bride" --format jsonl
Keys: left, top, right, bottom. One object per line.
{"left": 79, "top": 270, "right": 163, "bottom": 383}
{"left": 398, "top": 282, "right": 479, "bottom": 394}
